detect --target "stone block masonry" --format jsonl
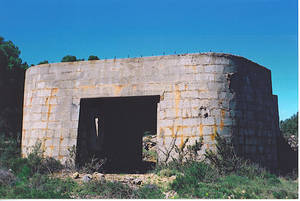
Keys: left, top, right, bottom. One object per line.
{"left": 22, "top": 53, "right": 280, "bottom": 170}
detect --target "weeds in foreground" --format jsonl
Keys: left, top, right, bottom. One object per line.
{"left": 0, "top": 134, "right": 21, "bottom": 168}
{"left": 204, "top": 133, "right": 244, "bottom": 175}
{"left": 168, "top": 160, "right": 297, "bottom": 199}
{"left": 9, "top": 141, "right": 63, "bottom": 177}
{"left": 0, "top": 133, "right": 298, "bottom": 199}
{"left": 0, "top": 174, "right": 76, "bottom": 199}
{"left": 0, "top": 138, "right": 63, "bottom": 178}
{"left": 156, "top": 133, "right": 298, "bottom": 199}
{"left": 79, "top": 156, "right": 107, "bottom": 174}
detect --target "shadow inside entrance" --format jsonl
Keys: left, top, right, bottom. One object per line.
{"left": 76, "top": 95, "right": 159, "bottom": 173}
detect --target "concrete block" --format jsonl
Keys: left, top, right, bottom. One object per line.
{"left": 31, "top": 97, "right": 46, "bottom": 105}
{"left": 164, "top": 92, "right": 175, "bottom": 100}
{"left": 204, "top": 65, "right": 224, "bottom": 73}
{"left": 202, "top": 117, "right": 215, "bottom": 125}
{"left": 182, "top": 118, "right": 199, "bottom": 126}
{"left": 181, "top": 91, "right": 199, "bottom": 99}
{"left": 203, "top": 126, "right": 213, "bottom": 135}
{"left": 165, "top": 109, "right": 176, "bottom": 119}
{"left": 160, "top": 119, "right": 174, "bottom": 127}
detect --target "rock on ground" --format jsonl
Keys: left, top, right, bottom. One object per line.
{"left": 0, "top": 169, "right": 16, "bottom": 185}
{"left": 93, "top": 172, "right": 105, "bottom": 181}
{"left": 82, "top": 174, "right": 92, "bottom": 183}
{"left": 72, "top": 172, "right": 79, "bottom": 179}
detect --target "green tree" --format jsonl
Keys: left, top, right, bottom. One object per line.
{"left": 88, "top": 55, "right": 99, "bottom": 60}
{"left": 61, "top": 55, "right": 85, "bottom": 62}
{"left": 38, "top": 60, "right": 49, "bottom": 65}
{"left": 280, "top": 112, "right": 298, "bottom": 138}
{"left": 61, "top": 55, "right": 77, "bottom": 62}
{"left": 0, "top": 36, "right": 28, "bottom": 140}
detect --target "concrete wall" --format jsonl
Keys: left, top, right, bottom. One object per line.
{"left": 22, "top": 53, "right": 280, "bottom": 169}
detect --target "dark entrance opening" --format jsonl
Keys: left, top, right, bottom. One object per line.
{"left": 76, "top": 95, "right": 160, "bottom": 173}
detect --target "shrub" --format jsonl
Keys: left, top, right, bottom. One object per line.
{"left": 79, "top": 156, "right": 107, "bottom": 174}
{"left": 37, "top": 60, "right": 48, "bottom": 65}
{"left": 0, "top": 134, "right": 21, "bottom": 168}
{"left": 171, "top": 162, "right": 218, "bottom": 191}
{"left": 235, "top": 161, "right": 266, "bottom": 179}
{"left": 280, "top": 112, "right": 298, "bottom": 139}
{"left": 75, "top": 180, "right": 164, "bottom": 199}
{"left": 0, "top": 169, "right": 16, "bottom": 186}
{"left": 171, "top": 137, "right": 203, "bottom": 164}
{"left": 273, "top": 190, "right": 288, "bottom": 199}
{"left": 0, "top": 174, "right": 76, "bottom": 198}
{"left": 42, "top": 157, "right": 64, "bottom": 174}
{"left": 88, "top": 55, "right": 100, "bottom": 60}
{"left": 74, "top": 180, "right": 136, "bottom": 199}
{"left": 135, "top": 184, "right": 164, "bottom": 199}
{"left": 25, "top": 141, "right": 63, "bottom": 175}
{"left": 17, "top": 165, "right": 31, "bottom": 180}
{"left": 8, "top": 141, "right": 63, "bottom": 176}
{"left": 158, "top": 168, "right": 179, "bottom": 177}
{"left": 9, "top": 157, "right": 28, "bottom": 175}
{"left": 64, "top": 145, "right": 77, "bottom": 171}
{"left": 61, "top": 55, "right": 77, "bottom": 62}
{"left": 204, "top": 133, "right": 244, "bottom": 175}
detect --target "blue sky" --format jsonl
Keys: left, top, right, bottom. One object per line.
{"left": 1, "top": 0, "right": 298, "bottom": 120}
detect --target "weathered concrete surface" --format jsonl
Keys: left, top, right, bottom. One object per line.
{"left": 22, "top": 53, "right": 280, "bottom": 169}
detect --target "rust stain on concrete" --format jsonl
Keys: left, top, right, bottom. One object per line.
{"left": 46, "top": 88, "right": 58, "bottom": 120}
{"left": 220, "top": 109, "right": 226, "bottom": 131}
{"left": 47, "top": 104, "right": 52, "bottom": 121}
{"left": 184, "top": 64, "right": 197, "bottom": 72}
{"left": 174, "top": 84, "right": 181, "bottom": 117}
{"left": 159, "top": 127, "right": 164, "bottom": 138}
{"left": 199, "top": 124, "right": 203, "bottom": 137}
{"left": 174, "top": 126, "right": 185, "bottom": 148}
{"left": 167, "top": 126, "right": 175, "bottom": 138}
{"left": 132, "top": 84, "right": 137, "bottom": 90}
{"left": 159, "top": 127, "right": 166, "bottom": 145}
{"left": 51, "top": 88, "right": 58, "bottom": 94}
{"left": 180, "top": 134, "right": 184, "bottom": 148}
{"left": 114, "top": 85, "right": 124, "bottom": 96}
{"left": 80, "top": 85, "right": 96, "bottom": 90}
{"left": 211, "top": 122, "right": 217, "bottom": 141}
{"left": 45, "top": 97, "right": 49, "bottom": 105}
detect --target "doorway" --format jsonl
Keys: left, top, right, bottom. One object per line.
{"left": 76, "top": 95, "right": 160, "bottom": 172}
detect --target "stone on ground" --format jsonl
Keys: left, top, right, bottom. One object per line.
{"left": 0, "top": 169, "right": 16, "bottom": 185}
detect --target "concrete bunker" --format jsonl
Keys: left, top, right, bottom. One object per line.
{"left": 76, "top": 95, "right": 160, "bottom": 171}
{"left": 22, "top": 53, "right": 281, "bottom": 171}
